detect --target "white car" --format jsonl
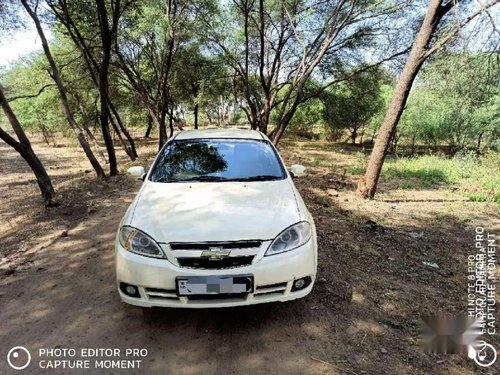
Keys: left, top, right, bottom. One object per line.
{"left": 115, "top": 129, "right": 317, "bottom": 308}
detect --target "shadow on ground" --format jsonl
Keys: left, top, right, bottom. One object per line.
{"left": 1, "top": 136, "right": 499, "bottom": 375}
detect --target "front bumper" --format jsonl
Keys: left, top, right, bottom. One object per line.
{"left": 115, "top": 239, "right": 317, "bottom": 308}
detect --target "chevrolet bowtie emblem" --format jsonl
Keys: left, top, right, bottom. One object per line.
{"left": 201, "top": 247, "right": 231, "bottom": 260}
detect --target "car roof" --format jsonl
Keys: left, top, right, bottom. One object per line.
{"left": 174, "top": 128, "right": 266, "bottom": 141}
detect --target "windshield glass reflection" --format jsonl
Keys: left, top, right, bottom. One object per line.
{"left": 149, "top": 139, "right": 285, "bottom": 182}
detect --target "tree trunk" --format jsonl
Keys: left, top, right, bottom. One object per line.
{"left": 109, "top": 100, "right": 138, "bottom": 158}
{"left": 158, "top": 108, "right": 168, "bottom": 150}
{"left": 259, "top": 100, "right": 271, "bottom": 134}
{"left": 194, "top": 104, "right": 199, "bottom": 129}
{"left": 271, "top": 90, "right": 303, "bottom": 146}
{"left": 96, "top": 0, "right": 117, "bottom": 175}
{"left": 98, "top": 71, "right": 117, "bottom": 173}
{"left": 40, "top": 125, "right": 50, "bottom": 145}
{"left": 351, "top": 126, "right": 358, "bottom": 145}
{"left": 370, "top": 128, "right": 376, "bottom": 145}
{"left": 48, "top": 0, "right": 135, "bottom": 162}
{"left": 249, "top": 112, "right": 259, "bottom": 130}
{"left": 158, "top": 0, "right": 176, "bottom": 149}
{"left": 0, "top": 88, "right": 55, "bottom": 206}
{"left": 74, "top": 93, "right": 108, "bottom": 163}
{"left": 21, "top": 0, "right": 106, "bottom": 179}
{"left": 149, "top": 111, "right": 165, "bottom": 148}
{"left": 168, "top": 108, "right": 174, "bottom": 139}
{"left": 477, "top": 132, "right": 483, "bottom": 151}
{"left": 357, "top": 0, "right": 449, "bottom": 199}
{"left": 109, "top": 113, "right": 136, "bottom": 161}
{"left": 394, "top": 136, "right": 400, "bottom": 157}
{"left": 0, "top": 130, "right": 56, "bottom": 206}
{"left": 390, "top": 129, "right": 397, "bottom": 153}
{"left": 145, "top": 114, "right": 153, "bottom": 138}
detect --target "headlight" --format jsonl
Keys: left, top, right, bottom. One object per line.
{"left": 266, "top": 222, "right": 312, "bottom": 256}
{"left": 119, "top": 226, "right": 165, "bottom": 258}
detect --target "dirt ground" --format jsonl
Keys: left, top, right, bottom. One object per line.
{"left": 1, "top": 135, "right": 499, "bottom": 375}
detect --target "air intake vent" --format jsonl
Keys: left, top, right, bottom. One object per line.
{"left": 177, "top": 256, "right": 254, "bottom": 269}
{"left": 170, "top": 241, "right": 261, "bottom": 251}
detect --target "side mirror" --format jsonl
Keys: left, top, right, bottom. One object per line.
{"left": 289, "top": 164, "right": 306, "bottom": 178}
{"left": 127, "top": 166, "right": 146, "bottom": 180}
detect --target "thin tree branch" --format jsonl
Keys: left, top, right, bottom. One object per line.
{"left": 423, "top": 0, "right": 499, "bottom": 59}
{"left": 7, "top": 84, "right": 57, "bottom": 102}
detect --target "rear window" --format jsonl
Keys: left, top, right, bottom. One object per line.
{"left": 149, "top": 139, "right": 286, "bottom": 183}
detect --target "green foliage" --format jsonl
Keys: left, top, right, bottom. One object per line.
{"left": 351, "top": 165, "right": 365, "bottom": 175}
{"left": 321, "top": 67, "right": 386, "bottom": 143}
{"left": 1, "top": 56, "right": 64, "bottom": 140}
{"left": 468, "top": 193, "right": 488, "bottom": 202}
{"left": 287, "top": 98, "right": 324, "bottom": 137}
{"left": 382, "top": 152, "right": 500, "bottom": 202}
{"left": 171, "top": 43, "right": 231, "bottom": 125}
{"left": 365, "top": 83, "right": 393, "bottom": 136}
{"left": 0, "top": 33, "right": 103, "bottom": 141}
{"left": 400, "top": 53, "right": 500, "bottom": 152}
{"left": 1, "top": 2, "right": 497, "bottom": 160}
{"left": 385, "top": 160, "right": 448, "bottom": 186}
{"left": 269, "top": 80, "right": 325, "bottom": 136}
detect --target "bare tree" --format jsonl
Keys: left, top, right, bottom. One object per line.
{"left": 0, "top": 87, "right": 55, "bottom": 206}
{"left": 202, "top": 0, "right": 408, "bottom": 145}
{"left": 20, "top": 0, "right": 106, "bottom": 178}
{"left": 357, "top": 0, "right": 499, "bottom": 199}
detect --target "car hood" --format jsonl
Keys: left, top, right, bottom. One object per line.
{"left": 127, "top": 180, "right": 302, "bottom": 243}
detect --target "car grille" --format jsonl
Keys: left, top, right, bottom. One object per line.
{"left": 169, "top": 241, "right": 262, "bottom": 251}
{"left": 169, "top": 240, "right": 264, "bottom": 270}
{"left": 177, "top": 256, "right": 254, "bottom": 269}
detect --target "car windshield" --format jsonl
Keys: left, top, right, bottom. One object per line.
{"left": 149, "top": 139, "right": 286, "bottom": 183}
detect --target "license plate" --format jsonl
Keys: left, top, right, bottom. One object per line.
{"left": 176, "top": 275, "right": 253, "bottom": 296}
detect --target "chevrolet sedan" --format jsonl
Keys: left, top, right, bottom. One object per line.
{"left": 116, "top": 128, "right": 317, "bottom": 308}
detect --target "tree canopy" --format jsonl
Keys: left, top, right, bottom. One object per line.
{"left": 0, "top": 0, "right": 498, "bottom": 203}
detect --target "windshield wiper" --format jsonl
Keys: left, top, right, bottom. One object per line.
{"left": 156, "top": 175, "right": 281, "bottom": 183}
{"left": 233, "top": 175, "right": 282, "bottom": 182}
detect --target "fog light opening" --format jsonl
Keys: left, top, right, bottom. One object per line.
{"left": 120, "top": 282, "right": 140, "bottom": 298}
{"left": 291, "top": 277, "right": 312, "bottom": 292}
{"left": 294, "top": 279, "right": 306, "bottom": 289}
{"left": 126, "top": 285, "right": 137, "bottom": 295}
